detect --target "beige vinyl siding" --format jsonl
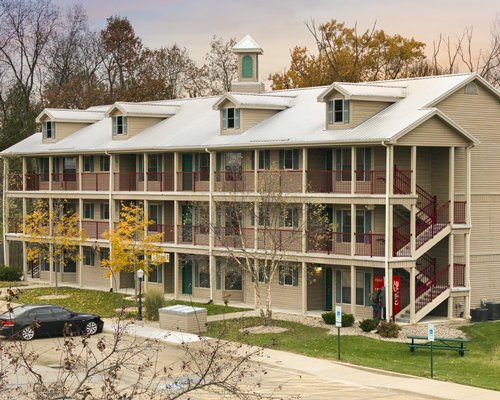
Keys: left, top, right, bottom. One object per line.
{"left": 55, "top": 122, "right": 89, "bottom": 140}
{"left": 436, "top": 80, "right": 500, "bottom": 306}
{"left": 81, "top": 265, "right": 109, "bottom": 288}
{"left": 397, "top": 116, "right": 470, "bottom": 147}
{"left": 355, "top": 306, "right": 373, "bottom": 319}
{"left": 326, "top": 96, "right": 392, "bottom": 130}
{"left": 221, "top": 108, "right": 278, "bottom": 135}
{"left": 126, "top": 117, "right": 164, "bottom": 137}
{"left": 393, "top": 146, "right": 411, "bottom": 170}
{"left": 373, "top": 206, "right": 385, "bottom": 234}
{"left": 307, "top": 267, "right": 325, "bottom": 310}
{"left": 372, "top": 146, "right": 386, "bottom": 170}
{"left": 430, "top": 147, "right": 449, "bottom": 203}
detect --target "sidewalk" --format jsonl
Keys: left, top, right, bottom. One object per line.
{"left": 105, "top": 321, "right": 500, "bottom": 400}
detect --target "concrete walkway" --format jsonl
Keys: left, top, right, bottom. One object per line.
{"left": 105, "top": 321, "right": 500, "bottom": 400}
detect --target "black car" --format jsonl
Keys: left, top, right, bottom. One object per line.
{"left": 0, "top": 305, "right": 104, "bottom": 340}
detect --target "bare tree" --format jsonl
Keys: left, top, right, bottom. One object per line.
{"left": 205, "top": 35, "right": 238, "bottom": 94}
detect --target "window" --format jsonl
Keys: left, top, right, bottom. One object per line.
{"left": 335, "top": 148, "right": 351, "bottom": 181}
{"left": 464, "top": 82, "right": 478, "bottom": 95}
{"left": 40, "top": 258, "right": 50, "bottom": 272}
{"left": 52, "top": 158, "right": 60, "bottom": 181}
{"left": 225, "top": 263, "right": 242, "bottom": 290}
{"left": 224, "top": 151, "right": 243, "bottom": 180}
{"left": 43, "top": 121, "right": 55, "bottom": 139}
{"left": 279, "top": 149, "right": 299, "bottom": 170}
{"left": 195, "top": 261, "right": 210, "bottom": 288}
{"left": 224, "top": 208, "right": 241, "bottom": 236}
{"left": 259, "top": 150, "right": 270, "bottom": 170}
{"left": 39, "top": 158, "right": 49, "bottom": 181}
{"left": 282, "top": 207, "right": 300, "bottom": 228}
{"left": 137, "top": 155, "right": 144, "bottom": 181}
{"left": 328, "top": 99, "right": 350, "bottom": 123}
{"left": 356, "top": 148, "right": 372, "bottom": 181}
{"left": 52, "top": 307, "right": 72, "bottom": 319}
{"left": 64, "top": 259, "right": 76, "bottom": 273}
{"left": 148, "top": 204, "right": 163, "bottom": 229}
{"left": 149, "top": 265, "right": 163, "bottom": 284}
{"left": 196, "top": 153, "right": 210, "bottom": 181}
{"left": 83, "top": 203, "right": 94, "bottom": 219}
{"left": 100, "top": 156, "right": 110, "bottom": 172}
{"left": 242, "top": 55, "right": 253, "bottom": 78}
{"left": 335, "top": 270, "right": 351, "bottom": 304}
{"left": 148, "top": 154, "right": 162, "bottom": 181}
{"left": 258, "top": 262, "right": 269, "bottom": 283}
{"left": 356, "top": 272, "right": 372, "bottom": 306}
{"left": 335, "top": 209, "right": 351, "bottom": 242}
{"left": 258, "top": 207, "right": 270, "bottom": 226}
{"left": 63, "top": 157, "right": 77, "bottom": 181}
{"left": 83, "top": 248, "right": 95, "bottom": 266}
{"left": 355, "top": 210, "right": 372, "bottom": 243}
{"left": 83, "top": 156, "right": 94, "bottom": 172}
{"left": 222, "top": 108, "right": 240, "bottom": 129}
{"left": 100, "top": 203, "right": 109, "bottom": 220}
{"left": 278, "top": 265, "right": 299, "bottom": 286}
{"left": 100, "top": 249, "right": 110, "bottom": 264}
{"left": 112, "top": 115, "right": 127, "bottom": 135}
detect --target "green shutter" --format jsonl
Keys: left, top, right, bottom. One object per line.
{"left": 242, "top": 55, "right": 253, "bottom": 78}
{"left": 279, "top": 150, "right": 285, "bottom": 169}
{"left": 112, "top": 117, "right": 117, "bottom": 135}
{"left": 327, "top": 101, "right": 334, "bottom": 124}
{"left": 293, "top": 149, "right": 299, "bottom": 170}
{"left": 195, "top": 263, "right": 199, "bottom": 287}
{"left": 293, "top": 267, "right": 299, "bottom": 287}
{"left": 137, "top": 156, "right": 143, "bottom": 173}
{"left": 264, "top": 150, "right": 270, "bottom": 169}
{"left": 234, "top": 109, "right": 240, "bottom": 129}
{"left": 335, "top": 149, "right": 342, "bottom": 171}
{"left": 216, "top": 153, "right": 221, "bottom": 172}
{"left": 364, "top": 273, "right": 371, "bottom": 306}
{"left": 335, "top": 270, "right": 342, "bottom": 303}
{"left": 278, "top": 266, "right": 284, "bottom": 285}
{"left": 216, "top": 263, "right": 221, "bottom": 290}
{"left": 365, "top": 210, "right": 372, "bottom": 233}
{"left": 222, "top": 109, "right": 227, "bottom": 129}
{"left": 123, "top": 116, "right": 128, "bottom": 134}
{"left": 344, "top": 100, "right": 350, "bottom": 123}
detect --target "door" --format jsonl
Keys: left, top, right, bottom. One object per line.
{"left": 182, "top": 261, "right": 192, "bottom": 295}
{"left": 325, "top": 267, "right": 333, "bottom": 310}
{"left": 182, "top": 154, "right": 193, "bottom": 191}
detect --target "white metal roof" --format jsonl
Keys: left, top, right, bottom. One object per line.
{"left": 212, "top": 93, "right": 296, "bottom": 110}
{"left": 35, "top": 109, "right": 105, "bottom": 124}
{"left": 318, "top": 83, "right": 407, "bottom": 102}
{"left": 105, "top": 102, "right": 180, "bottom": 118}
{"left": 2, "top": 73, "right": 487, "bottom": 156}
{"left": 232, "top": 35, "right": 263, "bottom": 54}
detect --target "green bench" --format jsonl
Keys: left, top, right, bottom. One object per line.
{"left": 407, "top": 335, "right": 469, "bottom": 357}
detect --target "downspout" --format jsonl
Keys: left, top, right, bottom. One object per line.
{"left": 1, "top": 156, "right": 7, "bottom": 266}
{"left": 382, "top": 141, "right": 390, "bottom": 321}
{"left": 105, "top": 151, "right": 113, "bottom": 291}
{"left": 205, "top": 148, "right": 214, "bottom": 301}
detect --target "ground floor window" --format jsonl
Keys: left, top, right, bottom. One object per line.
{"left": 40, "top": 258, "right": 50, "bottom": 272}
{"left": 149, "top": 264, "right": 163, "bottom": 284}
{"left": 356, "top": 271, "right": 372, "bottom": 306}
{"left": 225, "top": 263, "right": 242, "bottom": 290}
{"left": 194, "top": 260, "right": 210, "bottom": 288}
{"left": 64, "top": 259, "right": 76, "bottom": 273}
{"left": 83, "top": 247, "right": 95, "bottom": 266}
{"left": 279, "top": 265, "right": 299, "bottom": 286}
{"left": 335, "top": 270, "right": 351, "bottom": 303}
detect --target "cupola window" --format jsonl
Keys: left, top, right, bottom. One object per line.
{"left": 242, "top": 55, "right": 253, "bottom": 78}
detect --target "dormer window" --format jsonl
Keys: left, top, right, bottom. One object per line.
{"left": 222, "top": 108, "right": 240, "bottom": 129}
{"left": 43, "top": 121, "right": 55, "bottom": 139}
{"left": 328, "top": 99, "right": 350, "bottom": 124}
{"left": 112, "top": 115, "right": 128, "bottom": 135}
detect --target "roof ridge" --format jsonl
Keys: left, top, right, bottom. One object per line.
{"left": 45, "top": 108, "right": 105, "bottom": 112}
{"left": 361, "top": 72, "right": 475, "bottom": 84}
{"left": 229, "top": 92, "right": 296, "bottom": 98}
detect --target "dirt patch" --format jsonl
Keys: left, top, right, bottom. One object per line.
{"left": 37, "top": 295, "right": 71, "bottom": 300}
{"left": 239, "top": 326, "right": 289, "bottom": 334}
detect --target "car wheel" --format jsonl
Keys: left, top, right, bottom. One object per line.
{"left": 20, "top": 326, "right": 35, "bottom": 341}
{"left": 85, "top": 320, "right": 98, "bottom": 335}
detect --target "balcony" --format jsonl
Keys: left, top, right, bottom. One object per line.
{"left": 306, "top": 232, "right": 351, "bottom": 255}
{"left": 148, "top": 223, "right": 175, "bottom": 243}
{"left": 214, "top": 171, "right": 255, "bottom": 192}
{"left": 51, "top": 173, "right": 78, "bottom": 191}
{"left": 146, "top": 172, "right": 174, "bottom": 192}
{"left": 307, "top": 170, "right": 351, "bottom": 193}
{"left": 177, "top": 172, "right": 210, "bottom": 192}
{"left": 114, "top": 172, "right": 144, "bottom": 191}
{"left": 7, "top": 172, "right": 23, "bottom": 191}
{"left": 25, "top": 173, "right": 50, "bottom": 191}
{"left": 177, "top": 225, "right": 210, "bottom": 245}
{"left": 7, "top": 217, "right": 23, "bottom": 234}
{"left": 257, "top": 170, "right": 302, "bottom": 193}
{"left": 82, "top": 220, "right": 109, "bottom": 239}
{"left": 81, "top": 173, "right": 110, "bottom": 191}
{"left": 354, "top": 233, "right": 385, "bottom": 257}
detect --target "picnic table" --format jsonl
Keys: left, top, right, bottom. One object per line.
{"left": 407, "top": 335, "right": 469, "bottom": 357}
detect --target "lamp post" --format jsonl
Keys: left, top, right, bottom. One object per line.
{"left": 137, "top": 268, "right": 144, "bottom": 321}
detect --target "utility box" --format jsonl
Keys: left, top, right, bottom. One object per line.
{"left": 159, "top": 305, "right": 207, "bottom": 334}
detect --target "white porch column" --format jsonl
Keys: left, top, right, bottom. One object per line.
{"left": 78, "top": 245, "right": 83, "bottom": 288}
{"left": 2, "top": 158, "right": 8, "bottom": 265}
{"left": 350, "top": 204, "right": 356, "bottom": 256}
{"left": 410, "top": 267, "right": 416, "bottom": 323}
{"left": 465, "top": 147, "right": 471, "bottom": 225}
{"left": 410, "top": 204, "right": 416, "bottom": 257}
{"left": 449, "top": 147, "right": 455, "bottom": 224}
{"left": 386, "top": 267, "right": 393, "bottom": 321}
{"left": 174, "top": 200, "right": 179, "bottom": 245}
{"left": 350, "top": 265, "right": 356, "bottom": 319}
{"left": 21, "top": 157, "right": 26, "bottom": 191}
{"left": 49, "top": 243, "right": 54, "bottom": 284}
{"left": 464, "top": 233, "right": 471, "bottom": 318}
{"left": 388, "top": 145, "right": 394, "bottom": 195}
{"left": 254, "top": 202, "right": 258, "bottom": 250}
{"left": 301, "top": 262, "right": 307, "bottom": 314}
{"left": 173, "top": 152, "right": 179, "bottom": 192}
{"left": 174, "top": 252, "right": 179, "bottom": 299}
{"left": 78, "top": 155, "right": 83, "bottom": 191}
{"left": 351, "top": 147, "right": 356, "bottom": 194}
{"left": 410, "top": 146, "right": 417, "bottom": 195}
{"left": 143, "top": 153, "right": 148, "bottom": 191}
{"left": 208, "top": 150, "right": 215, "bottom": 301}
{"left": 144, "top": 199, "right": 149, "bottom": 238}
{"left": 22, "top": 241, "right": 28, "bottom": 279}
{"left": 108, "top": 154, "right": 114, "bottom": 290}
{"left": 302, "top": 148, "right": 307, "bottom": 194}
{"left": 254, "top": 150, "right": 259, "bottom": 192}
{"left": 302, "top": 203, "right": 307, "bottom": 253}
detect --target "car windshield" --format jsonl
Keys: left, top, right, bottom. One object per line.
{"left": 1, "top": 307, "right": 29, "bottom": 318}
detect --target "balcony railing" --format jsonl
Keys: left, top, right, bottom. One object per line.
{"left": 51, "top": 173, "right": 78, "bottom": 191}
{"left": 146, "top": 172, "right": 174, "bottom": 192}
{"left": 258, "top": 170, "right": 302, "bottom": 193}
{"left": 355, "top": 170, "right": 386, "bottom": 194}
{"left": 306, "top": 232, "right": 351, "bottom": 256}
{"left": 453, "top": 263, "right": 466, "bottom": 287}
{"left": 177, "top": 171, "right": 210, "bottom": 192}
{"left": 114, "top": 172, "right": 144, "bottom": 191}
{"left": 307, "top": 170, "right": 351, "bottom": 193}
{"left": 8, "top": 172, "right": 23, "bottom": 191}
{"left": 177, "top": 225, "right": 210, "bottom": 245}
{"left": 26, "top": 173, "right": 50, "bottom": 190}
{"left": 214, "top": 171, "right": 255, "bottom": 192}
{"left": 354, "top": 233, "right": 385, "bottom": 257}
{"left": 148, "top": 223, "right": 175, "bottom": 243}
{"left": 81, "top": 172, "right": 110, "bottom": 191}
{"left": 7, "top": 217, "right": 23, "bottom": 234}
{"left": 214, "top": 227, "right": 255, "bottom": 249}
{"left": 453, "top": 201, "right": 466, "bottom": 224}
{"left": 82, "top": 220, "right": 109, "bottom": 239}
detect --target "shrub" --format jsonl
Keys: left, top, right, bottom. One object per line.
{"left": 321, "top": 311, "right": 355, "bottom": 327}
{"left": 144, "top": 288, "right": 166, "bottom": 321}
{"left": 0, "top": 266, "right": 22, "bottom": 281}
{"left": 376, "top": 320, "right": 401, "bottom": 338}
{"left": 359, "top": 318, "right": 379, "bottom": 332}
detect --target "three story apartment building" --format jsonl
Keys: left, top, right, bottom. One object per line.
{"left": 2, "top": 36, "right": 500, "bottom": 323}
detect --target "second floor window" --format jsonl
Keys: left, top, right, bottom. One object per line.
{"left": 83, "top": 248, "right": 95, "bottom": 266}
{"left": 282, "top": 207, "right": 300, "bottom": 228}
{"left": 83, "top": 156, "right": 94, "bottom": 172}
{"left": 63, "top": 157, "right": 77, "bottom": 181}
{"left": 43, "top": 121, "right": 55, "bottom": 139}
{"left": 100, "top": 203, "right": 109, "bottom": 220}
{"left": 222, "top": 108, "right": 240, "bottom": 129}
{"left": 83, "top": 203, "right": 94, "bottom": 219}
{"left": 279, "top": 149, "right": 299, "bottom": 170}
{"left": 259, "top": 150, "right": 270, "bottom": 170}
{"left": 100, "top": 156, "right": 110, "bottom": 172}
{"left": 148, "top": 154, "right": 162, "bottom": 181}
{"left": 112, "top": 116, "right": 127, "bottom": 135}
{"left": 328, "top": 99, "right": 350, "bottom": 124}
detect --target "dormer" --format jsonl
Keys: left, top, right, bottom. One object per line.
{"left": 231, "top": 35, "right": 265, "bottom": 94}
{"left": 318, "top": 83, "right": 406, "bottom": 130}
{"left": 105, "top": 102, "right": 179, "bottom": 139}
{"left": 213, "top": 93, "right": 295, "bottom": 134}
{"left": 36, "top": 109, "right": 105, "bottom": 143}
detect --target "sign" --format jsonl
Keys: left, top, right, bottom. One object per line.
{"left": 373, "top": 276, "right": 384, "bottom": 291}
{"left": 392, "top": 275, "right": 401, "bottom": 314}
{"left": 335, "top": 306, "right": 342, "bottom": 328}
{"left": 428, "top": 324, "right": 435, "bottom": 342}
{"left": 152, "top": 253, "right": 170, "bottom": 263}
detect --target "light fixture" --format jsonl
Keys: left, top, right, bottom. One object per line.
{"left": 315, "top": 266, "right": 323, "bottom": 273}
{"left": 364, "top": 204, "right": 375, "bottom": 211}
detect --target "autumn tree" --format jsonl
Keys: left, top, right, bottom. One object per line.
{"left": 204, "top": 36, "right": 238, "bottom": 95}
{"left": 22, "top": 199, "right": 86, "bottom": 293}
{"left": 101, "top": 202, "right": 163, "bottom": 296}
{"left": 270, "top": 19, "right": 427, "bottom": 88}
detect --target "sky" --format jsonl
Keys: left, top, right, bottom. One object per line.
{"left": 53, "top": 0, "right": 499, "bottom": 78}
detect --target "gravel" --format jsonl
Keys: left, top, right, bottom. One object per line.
{"left": 272, "top": 312, "right": 468, "bottom": 343}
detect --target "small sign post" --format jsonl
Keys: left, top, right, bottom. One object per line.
{"left": 428, "top": 324, "right": 435, "bottom": 378}
{"left": 335, "top": 306, "right": 342, "bottom": 360}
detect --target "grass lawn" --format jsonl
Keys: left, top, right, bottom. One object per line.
{"left": 12, "top": 287, "right": 134, "bottom": 318}
{"left": 0, "top": 281, "right": 27, "bottom": 288}
{"left": 208, "top": 317, "right": 500, "bottom": 391}
{"left": 164, "top": 300, "right": 250, "bottom": 316}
